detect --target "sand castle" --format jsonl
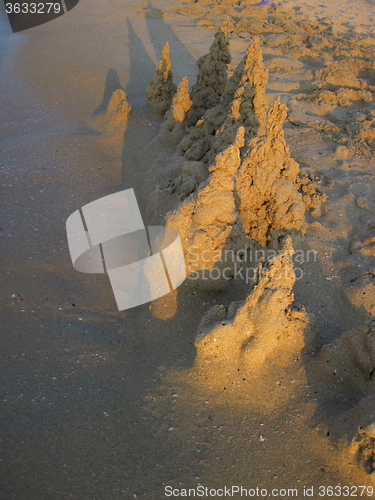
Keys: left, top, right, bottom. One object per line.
{"left": 144, "top": 29, "right": 375, "bottom": 478}
{"left": 147, "top": 31, "right": 323, "bottom": 278}
{"left": 7, "top": 0, "right": 375, "bottom": 495}
{"left": 90, "top": 88, "right": 131, "bottom": 133}
{"left": 90, "top": 88, "right": 132, "bottom": 157}
{"left": 211, "top": 36, "right": 268, "bottom": 152}
{"left": 161, "top": 41, "right": 374, "bottom": 396}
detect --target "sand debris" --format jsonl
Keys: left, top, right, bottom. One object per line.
{"left": 189, "top": 28, "right": 231, "bottom": 121}
{"left": 296, "top": 172, "right": 327, "bottom": 216}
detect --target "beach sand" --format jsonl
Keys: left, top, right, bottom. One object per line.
{"left": 1, "top": 0, "right": 375, "bottom": 498}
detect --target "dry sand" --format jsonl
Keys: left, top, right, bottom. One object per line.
{"left": 1, "top": 0, "right": 375, "bottom": 498}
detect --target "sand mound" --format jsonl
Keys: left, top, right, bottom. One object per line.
{"left": 315, "top": 59, "right": 374, "bottom": 91}
{"left": 166, "top": 127, "right": 245, "bottom": 276}
{"left": 190, "top": 237, "right": 316, "bottom": 395}
{"left": 346, "top": 109, "right": 375, "bottom": 151}
{"left": 352, "top": 422, "right": 375, "bottom": 476}
{"left": 312, "top": 88, "right": 373, "bottom": 109}
{"left": 89, "top": 88, "right": 131, "bottom": 157}
{"left": 343, "top": 203, "right": 375, "bottom": 316}
{"left": 236, "top": 98, "right": 305, "bottom": 246}
{"left": 189, "top": 28, "right": 231, "bottom": 121}
{"left": 346, "top": 273, "right": 375, "bottom": 317}
{"left": 146, "top": 42, "right": 177, "bottom": 114}
{"left": 295, "top": 85, "right": 375, "bottom": 154}
{"left": 306, "top": 320, "right": 375, "bottom": 476}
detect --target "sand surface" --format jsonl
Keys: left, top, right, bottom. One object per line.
{"left": 1, "top": 0, "right": 375, "bottom": 498}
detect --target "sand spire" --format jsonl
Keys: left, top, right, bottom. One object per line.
{"left": 222, "top": 36, "right": 268, "bottom": 124}
{"left": 189, "top": 28, "right": 231, "bottom": 120}
{"left": 178, "top": 36, "right": 268, "bottom": 163}
{"left": 146, "top": 42, "right": 177, "bottom": 114}
{"left": 90, "top": 89, "right": 131, "bottom": 132}
{"left": 192, "top": 237, "right": 311, "bottom": 385}
{"left": 166, "top": 128, "right": 244, "bottom": 275}
{"left": 236, "top": 97, "right": 305, "bottom": 245}
{"left": 162, "top": 77, "right": 192, "bottom": 140}
{"left": 89, "top": 88, "right": 131, "bottom": 157}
